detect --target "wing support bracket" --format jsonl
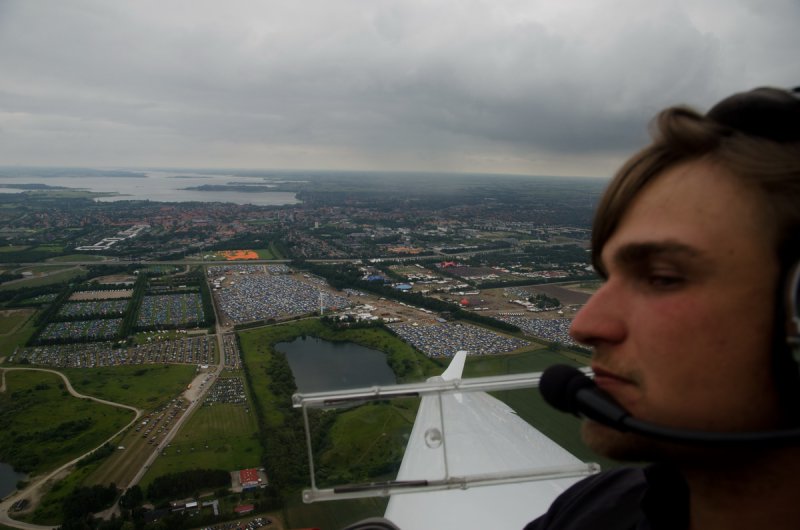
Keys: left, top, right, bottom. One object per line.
{"left": 294, "top": 368, "right": 598, "bottom": 503}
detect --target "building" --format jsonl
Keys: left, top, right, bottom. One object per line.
{"left": 239, "top": 468, "right": 260, "bottom": 490}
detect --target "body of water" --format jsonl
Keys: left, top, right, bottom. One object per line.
{"left": 0, "top": 170, "right": 301, "bottom": 206}
{"left": 0, "top": 462, "right": 26, "bottom": 499}
{"left": 275, "top": 336, "right": 396, "bottom": 393}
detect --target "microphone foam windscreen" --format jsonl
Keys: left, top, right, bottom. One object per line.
{"left": 540, "top": 364, "right": 593, "bottom": 414}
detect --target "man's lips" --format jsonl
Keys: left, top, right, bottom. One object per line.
{"left": 591, "top": 366, "right": 634, "bottom": 393}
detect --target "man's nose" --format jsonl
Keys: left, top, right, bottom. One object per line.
{"left": 569, "top": 282, "right": 627, "bottom": 348}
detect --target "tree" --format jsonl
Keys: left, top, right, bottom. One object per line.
{"left": 119, "top": 485, "right": 143, "bottom": 509}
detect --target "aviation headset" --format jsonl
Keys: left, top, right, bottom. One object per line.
{"left": 542, "top": 86, "right": 800, "bottom": 444}
{"left": 789, "top": 260, "right": 800, "bottom": 367}
{"left": 705, "top": 87, "right": 800, "bottom": 378}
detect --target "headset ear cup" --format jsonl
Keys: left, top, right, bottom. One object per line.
{"left": 765, "top": 257, "right": 800, "bottom": 426}
{"left": 788, "top": 260, "right": 800, "bottom": 363}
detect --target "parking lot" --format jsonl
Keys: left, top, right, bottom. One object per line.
{"left": 387, "top": 321, "right": 530, "bottom": 357}
{"left": 9, "top": 335, "right": 216, "bottom": 367}
{"left": 210, "top": 266, "right": 350, "bottom": 324}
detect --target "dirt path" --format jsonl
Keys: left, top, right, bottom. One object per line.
{"left": 0, "top": 309, "right": 35, "bottom": 337}
{"left": 0, "top": 367, "right": 143, "bottom": 530}
{"left": 1, "top": 266, "right": 82, "bottom": 288}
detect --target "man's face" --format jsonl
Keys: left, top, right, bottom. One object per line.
{"left": 569, "top": 158, "right": 783, "bottom": 460}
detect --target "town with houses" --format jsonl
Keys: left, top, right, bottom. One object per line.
{"left": 0, "top": 170, "right": 604, "bottom": 530}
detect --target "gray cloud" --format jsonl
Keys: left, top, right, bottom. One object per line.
{"left": 0, "top": 0, "right": 797, "bottom": 176}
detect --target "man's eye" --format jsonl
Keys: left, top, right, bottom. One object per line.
{"left": 647, "top": 273, "right": 684, "bottom": 288}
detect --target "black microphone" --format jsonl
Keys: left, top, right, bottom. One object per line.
{"left": 540, "top": 364, "right": 800, "bottom": 446}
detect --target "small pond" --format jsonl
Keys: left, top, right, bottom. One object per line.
{"left": 0, "top": 462, "right": 27, "bottom": 499}
{"left": 274, "top": 336, "right": 396, "bottom": 393}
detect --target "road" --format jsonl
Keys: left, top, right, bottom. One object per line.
{"left": 0, "top": 265, "right": 230, "bottom": 528}
{"left": 0, "top": 367, "right": 143, "bottom": 530}
{"left": 108, "top": 266, "right": 227, "bottom": 516}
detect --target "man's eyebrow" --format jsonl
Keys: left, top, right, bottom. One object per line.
{"left": 608, "top": 241, "right": 706, "bottom": 268}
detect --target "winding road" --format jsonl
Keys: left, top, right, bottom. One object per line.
{"left": 0, "top": 367, "right": 143, "bottom": 530}
{"left": 0, "top": 266, "right": 229, "bottom": 529}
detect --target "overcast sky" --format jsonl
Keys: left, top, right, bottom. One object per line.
{"left": 0, "top": 0, "right": 797, "bottom": 177}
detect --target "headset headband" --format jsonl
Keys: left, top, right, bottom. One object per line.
{"left": 706, "top": 87, "right": 800, "bottom": 362}
{"left": 706, "top": 86, "right": 800, "bottom": 143}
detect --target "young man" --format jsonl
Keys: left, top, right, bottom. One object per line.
{"left": 526, "top": 87, "right": 800, "bottom": 530}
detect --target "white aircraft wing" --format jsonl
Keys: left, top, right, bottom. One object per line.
{"left": 293, "top": 351, "right": 598, "bottom": 530}
{"left": 384, "top": 351, "right": 590, "bottom": 530}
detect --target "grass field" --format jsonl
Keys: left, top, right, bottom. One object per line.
{"left": 0, "top": 267, "right": 86, "bottom": 292}
{"left": 0, "top": 308, "right": 34, "bottom": 335}
{"left": 255, "top": 248, "right": 276, "bottom": 259}
{"left": 31, "top": 245, "right": 64, "bottom": 253}
{"left": 0, "top": 310, "right": 38, "bottom": 357}
{"left": 15, "top": 265, "right": 72, "bottom": 275}
{"left": 316, "top": 400, "right": 417, "bottom": 488}
{"left": 61, "top": 364, "right": 198, "bottom": 410}
{"left": 238, "top": 329, "right": 287, "bottom": 427}
{"left": 47, "top": 254, "right": 107, "bottom": 263}
{"left": 462, "top": 347, "right": 586, "bottom": 377}
{"left": 141, "top": 398, "right": 261, "bottom": 491}
{"left": 141, "top": 371, "right": 261, "bottom": 479}
{"left": 0, "top": 370, "right": 134, "bottom": 476}
{"left": 237, "top": 320, "right": 443, "bottom": 529}
{"left": 284, "top": 495, "right": 388, "bottom": 530}
{"left": 19, "top": 364, "right": 201, "bottom": 522}
{"left": 25, "top": 460, "right": 96, "bottom": 525}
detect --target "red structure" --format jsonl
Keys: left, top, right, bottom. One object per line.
{"left": 239, "top": 468, "right": 260, "bottom": 489}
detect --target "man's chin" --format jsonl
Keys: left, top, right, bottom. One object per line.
{"left": 580, "top": 419, "right": 740, "bottom": 466}
{"left": 581, "top": 420, "right": 665, "bottom": 462}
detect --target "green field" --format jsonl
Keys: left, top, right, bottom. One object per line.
{"left": 61, "top": 364, "right": 198, "bottom": 409}
{"left": 141, "top": 383, "right": 261, "bottom": 490}
{"left": 284, "top": 495, "right": 389, "bottom": 530}
{"left": 316, "top": 400, "right": 417, "bottom": 488}
{"left": 0, "top": 308, "right": 34, "bottom": 335}
{"left": 25, "top": 460, "right": 97, "bottom": 525}
{"left": 237, "top": 320, "right": 443, "bottom": 529}
{"left": 0, "top": 310, "right": 38, "bottom": 357}
{"left": 15, "top": 264, "right": 72, "bottom": 274}
{"left": 17, "top": 364, "right": 200, "bottom": 523}
{"left": 0, "top": 267, "right": 86, "bottom": 292}
{"left": 463, "top": 347, "right": 586, "bottom": 377}
{"left": 0, "top": 370, "right": 134, "bottom": 476}
{"left": 48, "top": 254, "right": 107, "bottom": 262}
{"left": 255, "top": 248, "right": 276, "bottom": 259}
{"left": 32, "top": 245, "right": 64, "bottom": 253}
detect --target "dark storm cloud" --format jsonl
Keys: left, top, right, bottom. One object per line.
{"left": 0, "top": 0, "right": 797, "bottom": 175}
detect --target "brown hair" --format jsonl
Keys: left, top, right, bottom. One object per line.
{"left": 591, "top": 105, "right": 800, "bottom": 277}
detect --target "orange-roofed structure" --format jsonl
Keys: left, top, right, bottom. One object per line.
{"left": 239, "top": 468, "right": 260, "bottom": 489}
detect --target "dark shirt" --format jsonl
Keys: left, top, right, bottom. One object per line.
{"left": 523, "top": 465, "right": 689, "bottom": 530}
